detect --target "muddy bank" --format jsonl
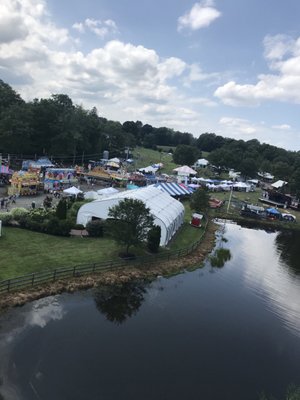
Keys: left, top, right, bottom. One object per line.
{"left": 0, "top": 222, "right": 219, "bottom": 311}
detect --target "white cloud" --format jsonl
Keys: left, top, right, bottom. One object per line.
{"left": 72, "top": 18, "right": 118, "bottom": 38}
{"left": 178, "top": 1, "right": 221, "bottom": 32}
{"left": 215, "top": 34, "right": 300, "bottom": 106}
{"left": 272, "top": 124, "right": 291, "bottom": 130}
{"left": 183, "top": 63, "right": 220, "bottom": 87}
{"left": 219, "top": 117, "right": 257, "bottom": 135}
{"left": 72, "top": 22, "right": 85, "bottom": 33}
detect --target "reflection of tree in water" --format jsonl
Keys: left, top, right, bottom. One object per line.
{"left": 94, "top": 282, "right": 147, "bottom": 324}
{"left": 275, "top": 231, "right": 300, "bottom": 275}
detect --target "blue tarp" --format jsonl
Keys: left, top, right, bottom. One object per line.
{"left": 266, "top": 207, "right": 281, "bottom": 215}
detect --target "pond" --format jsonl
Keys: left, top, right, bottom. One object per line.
{"left": 0, "top": 223, "right": 300, "bottom": 400}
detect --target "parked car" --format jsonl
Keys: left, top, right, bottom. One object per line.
{"left": 281, "top": 213, "right": 296, "bottom": 222}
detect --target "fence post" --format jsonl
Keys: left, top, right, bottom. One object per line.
{"left": 53, "top": 269, "right": 57, "bottom": 282}
{"left": 31, "top": 273, "right": 35, "bottom": 286}
{"left": 7, "top": 279, "right": 11, "bottom": 292}
{"left": 92, "top": 264, "right": 96, "bottom": 273}
{"left": 73, "top": 266, "right": 76, "bottom": 277}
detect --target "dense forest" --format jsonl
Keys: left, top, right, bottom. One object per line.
{"left": 0, "top": 79, "right": 300, "bottom": 196}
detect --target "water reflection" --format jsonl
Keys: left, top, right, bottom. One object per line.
{"left": 275, "top": 231, "right": 300, "bottom": 275}
{"left": 94, "top": 281, "right": 147, "bottom": 324}
{"left": 224, "top": 223, "right": 300, "bottom": 338}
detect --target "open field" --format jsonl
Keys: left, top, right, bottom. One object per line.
{"left": 0, "top": 200, "right": 204, "bottom": 281}
{"left": 132, "top": 147, "right": 177, "bottom": 174}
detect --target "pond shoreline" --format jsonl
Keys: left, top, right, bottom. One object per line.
{"left": 0, "top": 222, "right": 219, "bottom": 312}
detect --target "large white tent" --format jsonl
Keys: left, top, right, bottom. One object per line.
{"left": 77, "top": 186, "right": 185, "bottom": 246}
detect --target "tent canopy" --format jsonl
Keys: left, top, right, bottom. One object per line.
{"left": 84, "top": 191, "right": 99, "bottom": 200}
{"left": 138, "top": 166, "right": 158, "bottom": 174}
{"left": 97, "top": 187, "right": 119, "bottom": 195}
{"left": 77, "top": 186, "right": 185, "bottom": 246}
{"left": 154, "top": 182, "right": 193, "bottom": 196}
{"left": 271, "top": 180, "right": 288, "bottom": 189}
{"left": 63, "top": 186, "right": 82, "bottom": 195}
{"left": 173, "top": 165, "right": 197, "bottom": 175}
{"left": 266, "top": 207, "right": 281, "bottom": 215}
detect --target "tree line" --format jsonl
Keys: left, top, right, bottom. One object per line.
{"left": 0, "top": 79, "right": 299, "bottom": 196}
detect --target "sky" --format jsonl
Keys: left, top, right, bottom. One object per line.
{"left": 1, "top": 0, "right": 300, "bottom": 151}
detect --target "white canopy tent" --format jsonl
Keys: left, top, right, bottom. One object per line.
{"left": 173, "top": 166, "right": 197, "bottom": 175}
{"left": 97, "top": 187, "right": 119, "bottom": 195}
{"left": 84, "top": 191, "right": 99, "bottom": 200}
{"left": 63, "top": 186, "right": 82, "bottom": 195}
{"left": 138, "top": 166, "right": 158, "bottom": 174}
{"left": 77, "top": 186, "right": 185, "bottom": 246}
{"left": 232, "top": 182, "right": 251, "bottom": 192}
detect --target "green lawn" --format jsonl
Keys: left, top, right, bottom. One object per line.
{"left": 132, "top": 147, "right": 178, "bottom": 174}
{"left": 0, "top": 228, "right": 129, "bottom": 280}
{"left": 0, "top": 200, "right": 205, "bottom": 280}
{"left": 168, "top": 200, "right": 206, "bottom": 250}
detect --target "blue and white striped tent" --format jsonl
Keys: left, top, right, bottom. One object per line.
{"left": 154, "top": 182, "right": 193, "bottom": 197}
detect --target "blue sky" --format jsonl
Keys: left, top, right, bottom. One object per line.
{"left": 1, "top": 0, "right": 300, "bottom": 151}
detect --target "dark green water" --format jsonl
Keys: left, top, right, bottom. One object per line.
{"left": 0, "top": 223, "right": 300, "bottom": 400}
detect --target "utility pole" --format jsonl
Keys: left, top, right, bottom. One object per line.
{"left": 227, "top": 187, "right": 233, "bottom": 214}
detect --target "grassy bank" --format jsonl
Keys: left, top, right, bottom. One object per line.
{"left": 0, "top": 201, "right": 205, "bottom": 281}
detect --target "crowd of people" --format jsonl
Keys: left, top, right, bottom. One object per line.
{"left": 0, "top": 194, "right": 17, "bottom": 211}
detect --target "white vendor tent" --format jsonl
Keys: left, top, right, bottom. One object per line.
{"left": 63, "top": 186, "right": 82, "bottom": 195}
{"left": 77, "top": 186, "right": 185, "bottom": 246}
{"left": 173, "top": 166, "right": 197, "bottom": 175}
{"left": 232, "top": 182, "right": 251, "bottom": 192}
{"left": 84, "top": 191, "right": 99, "bottom": 200}
{"left": 97, "top": 187, "right": 119, "bottom": 195}
{"left": 138, "top": 166, "right": 158, "bottom": 174}
{"left": 271, "top": 180, "right": 288, "bottom": 189}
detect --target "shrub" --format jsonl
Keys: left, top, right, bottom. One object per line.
{"left": 0, "top": 212, "right": 13, "bottom": 226}
{"left": 73, "top": 224, "right": 85, "bottom": 230}
{"left": 10, "top": 207, "right": 29, "bottom": 221}
{"left": 56, "top": 199, "right": 68, "bottom": 220}
{"left": 56, "top": 220, "right": 72, "bottom": 236}
{"left": 86, "top": 219, "right": 105, "bottom": 237}
{"left": 29, "top": 208, "right": 55, "bottom": 222}
{"left": 147, "top": 225, "right": 161, "bottom": 253}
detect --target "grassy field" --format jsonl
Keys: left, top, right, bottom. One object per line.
{"left": 167, "top": 199, "right": 206, "bottom": 250}
{"left": 132, "top": 147, "right": 178, "bottom": 174}
{"left": 0, "top": 228, "right": 125, "bottom": 280}
{"left": 0, "top": 201, "right": 203, "bottom": 280}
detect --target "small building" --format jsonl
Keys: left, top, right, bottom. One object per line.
{"left": 190, "top": 213, "right": 203, "bottom": 228}
{"left": 194, "top": 158, "right": 209, "bottom": 168}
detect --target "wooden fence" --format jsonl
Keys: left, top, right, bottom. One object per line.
{"left": 0, "top": 220, "right": 208, "bottom": 294}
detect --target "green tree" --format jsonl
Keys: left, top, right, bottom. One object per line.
{"left": 56, "top": 198, "right": 68, "bottom": 220}
{"left": 0, "top": 79, "right": 24, "bottom": 115}
{"left": 190, "top": 188, "right": 210, "bottom": 213}
{"left": 239, "top": 157, "right": 258, "bottom": 179}
{"left": 108, "top": 198, "right": 154, "bottom": 256}
{"left": 147, "top": 225, "right": 161, "bottom": 253}
{"left": 173, "top": 144, "right": 199, "bottom": 165}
